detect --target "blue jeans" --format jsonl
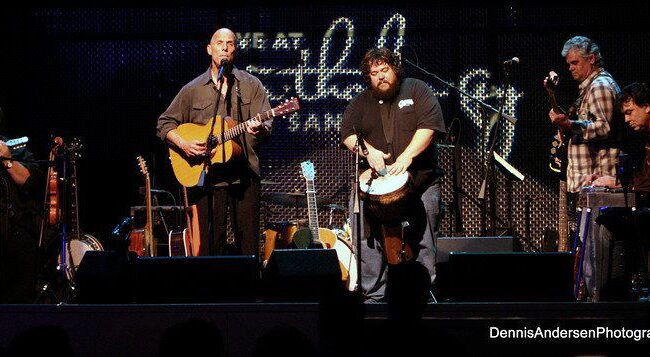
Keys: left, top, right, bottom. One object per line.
{"left": 351, "top": 183, "right": 441, "bottom": 301}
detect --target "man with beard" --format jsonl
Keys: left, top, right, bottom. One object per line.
{"left": 340, "top": 47, "right": 446, "bottom": 305}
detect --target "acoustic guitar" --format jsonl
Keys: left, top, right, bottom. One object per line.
{"left": 169, "top": 98, "right": 300, "bottom": 187}
{"left": 167, "top": 186, "right": 200, "bottom": 256}
{"left": 129, "top": 156, "right": 156, "bottom": 257}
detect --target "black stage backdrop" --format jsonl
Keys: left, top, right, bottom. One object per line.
{"left": 1, "top": 1, "right": 649, "bottom": 253}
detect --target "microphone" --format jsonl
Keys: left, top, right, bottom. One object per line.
{"left": 503, "top": 57, "right": 519, "bottom": 66}
{"left": 217, "top": 58, "right": 229, "bottom": 81}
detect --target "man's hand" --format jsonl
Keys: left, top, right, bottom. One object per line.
{"left": 246, "top": 119, "right": 263, "bottom": 136}
{"left": 366, "top": 147, "right": 391, "bottom": 174}
{"left": 549, "top": 109, "right": 570, "bottom": 129}
{"left": 590, "top": 174, "right": 619, "bottom": 188}
{"left": 0, "top": 141, "right": 11, "bottom": 160}
{"left": 388, "top": 154, "right": 412, "bottom": 176}
{"left": 179, "top": 139, "right": 207, "bottom": 158}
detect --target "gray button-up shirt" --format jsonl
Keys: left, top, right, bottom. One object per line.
{"left": 157, "top": 67, "right": 271, "bottom": 180}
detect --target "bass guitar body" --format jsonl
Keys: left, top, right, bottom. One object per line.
{"left": 169, "top": 116, "right": 243, "bottom": 187}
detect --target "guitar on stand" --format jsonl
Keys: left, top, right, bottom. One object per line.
{"left": 293, "top": 161, "right": 357, "bottom": 286}
{"left": 129, "top": 156, "right": 156, "bottom": 257}
{"left": 167, "top": 186, "right": 199, "bottom": 256}
{"left": 59, "top": 139, "right": 103, "bottom": 282}
{"left": 292, "top": 161, "right": 337, "bottom": 250}
{"left": 169, "top": 98, "right": 300, "bottom": 187}
{"left": 544, "top": 71, "right": 571, "bottom": 252}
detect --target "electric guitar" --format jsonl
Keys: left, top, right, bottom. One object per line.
{"left": 169, "top": 98, "right": 300, "bottom": 187}
{"left": 129, "top": 156, "right": 156, "bottom": 257}
{"left": 544, "top": 71, "right": 570, "bottom": 252}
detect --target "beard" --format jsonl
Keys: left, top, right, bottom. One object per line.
{"left": 371, "top": 79, "right": 400, "bottom": 100}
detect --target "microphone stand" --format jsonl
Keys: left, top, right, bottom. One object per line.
{"left": 352, "top": 134, "right": 364, "bottom": 295}
{"left": 202, "top": 62, "right": 227, "bottom": 255}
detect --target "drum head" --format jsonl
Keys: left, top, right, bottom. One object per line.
{"left": 359, "top": 169, "right": 409, "bottom": 196}
{"left": 59, "top": 235, "right": 104, "bottom": 280}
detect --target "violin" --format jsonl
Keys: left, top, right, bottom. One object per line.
{"left": 48, "top": 137, "right": 64, "bottom": 225}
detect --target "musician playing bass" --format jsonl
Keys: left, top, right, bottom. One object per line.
{"left": 548, "top": 36, "right": 621, "bottom": 194}
{"left": 157, "top": 28, "right": 271, "bottom": 257}
{"left": 340, "top": 47, "right": 446, "bottom": 306}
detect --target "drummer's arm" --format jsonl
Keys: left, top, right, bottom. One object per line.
{"left": 343, "top": 134, "right": 392, "bottom": 173}
{"left": 388, "top": 129, "right": 434, "bottom": 175}
{"left": 343, "top": 134, "right": 373, "bottom": 157}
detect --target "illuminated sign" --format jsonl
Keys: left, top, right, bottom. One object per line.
{"left": 241, "top": 13, "right": 522, "bottom": 158}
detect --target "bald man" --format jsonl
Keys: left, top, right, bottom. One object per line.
{"left": 157, "top": 28, "right": 271, "bottom": 257}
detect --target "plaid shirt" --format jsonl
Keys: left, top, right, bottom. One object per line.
{"left": 566, "top": 68, "right": 620, "bottom": 193}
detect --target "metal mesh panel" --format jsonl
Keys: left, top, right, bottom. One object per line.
{"left": 13, "top": 5, "right": 650, "bottom": 252}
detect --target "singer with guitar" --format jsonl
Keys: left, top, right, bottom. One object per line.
{"left": 340, "top": 48, "right": 446, "bottom": 307}
{"left": 0, "top": 107, "right": 44, "bottom": 303}
{"left": 157, "top": 28, "right": 271, "bottom": 257}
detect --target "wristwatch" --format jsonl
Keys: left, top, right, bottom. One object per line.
{"left": 4, "top": 160, "right": 12, "bottom": 169}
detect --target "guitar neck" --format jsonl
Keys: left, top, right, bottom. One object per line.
{"left": 215, "top": 109, "right": 276, "bottom": 145}
{"left": 145, "top": 177, "right": 153, "bottom": 236}
{"left": 545, "top": 87, "right": 564, "bottom": 115}
{"left": 305, "top": 179, "right": 320, "bottom": 241}
{"left": 69, "top": 161, "right": 81, "bottom": 240}
{"left": 144, "top": 176, "right": 156, "bottom": 256}
{"left": 558, "top": 180, "right": 569, "bottom": 252}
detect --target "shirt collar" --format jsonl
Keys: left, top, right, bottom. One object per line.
{"left": 202, "top": 66, "right": 241, "bottom": 86}
{"left": 578, "top": 68, "right": 604, "bottom": 91}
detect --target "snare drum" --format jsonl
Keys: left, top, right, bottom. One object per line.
{"left": 58, "top": 234, "right": 104, "bottom": 280}
{"left": 263, "top": 221, "right": 300, "bottom": 263}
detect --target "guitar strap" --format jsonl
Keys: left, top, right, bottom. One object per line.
{"left": 234, "top": 79, "right": 249, "bottom": 160}
{"left": 379, "top": 100, "right": 395, "bottom": 164}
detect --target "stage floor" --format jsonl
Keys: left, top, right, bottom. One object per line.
{"left": 2, "top": 301, "right": 649, "bottom": 356}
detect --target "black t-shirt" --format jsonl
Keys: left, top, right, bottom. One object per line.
{"left": 340, "top": 78, "right": 446, "bottom": 192}
{"left": 634, "top": 144, "right": 650, "bottom": 193}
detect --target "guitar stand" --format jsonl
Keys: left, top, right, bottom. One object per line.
{"left": 34, "top": 150, "right": 77, "bottom": 304}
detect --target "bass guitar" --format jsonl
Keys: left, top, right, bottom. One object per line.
{"left": 544, "top": 71, "right": 571, "bottom": 252}
{"left": 169, "top": 98, "right": 300, "bottom": 187}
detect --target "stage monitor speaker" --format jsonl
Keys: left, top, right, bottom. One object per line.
{"left": 76, "top": 251, "right": 132, "bottom": 304}
{"left": 133, "top": 256, "right": 258, "bottom": 303}
{"left": 262, "top": 249, "right": 342, "bottom": 301}
{"left": 436, "top": 236, "right": 514, "bottom": 263}
{"left": 448, "top": 252, "right": 573, "bottom": 302}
